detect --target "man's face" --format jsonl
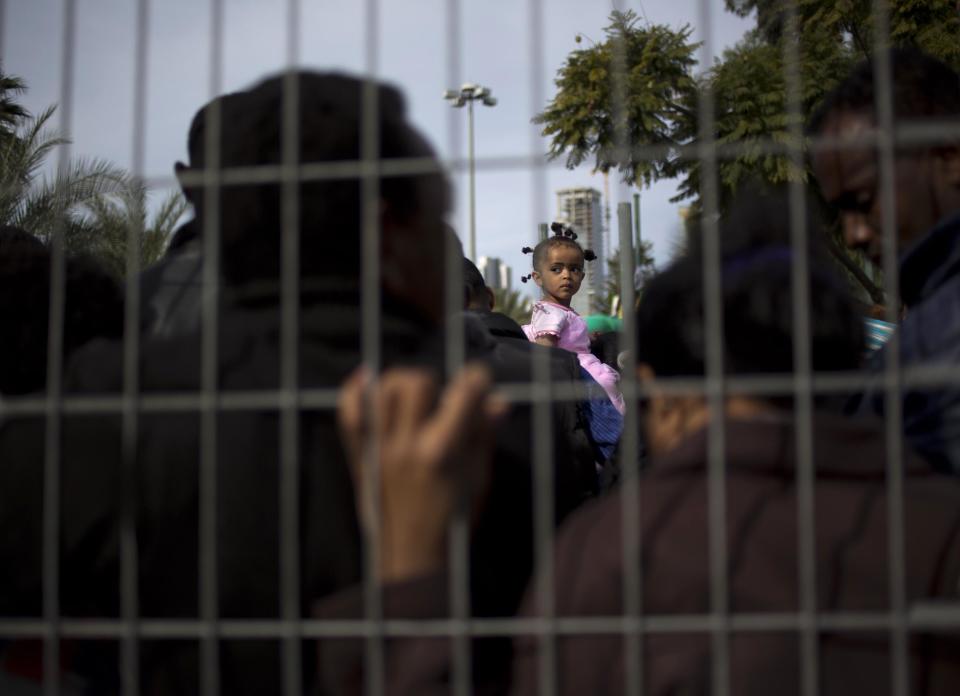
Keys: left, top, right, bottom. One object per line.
{"left": 813, "top": 110, "right": 943, "bottom": 266}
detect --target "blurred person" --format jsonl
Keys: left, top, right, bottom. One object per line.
{"left": 589, "top": 330, "right": 621, "bottom": 371}
{"left": 811, "top": 48, "right": 960, "bottom": 472}
{"left": 462, "top": 256, "right": 527, "bottom": 343}
{"left": 0, "top": 72, "right": 593, "bottom": 696}
{"left": 318, "top": 187, "right": 960, "bottom": 695}
{"left": 0, "top": 226, "right": 123, "bottom": 395}
{"left": 138, "top": 89, "right": 240, "bottom": 339}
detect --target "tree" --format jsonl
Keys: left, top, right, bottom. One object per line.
{"left": 533, "top": 12, "right": 699, "bottom": 191}
{"left": 602, "top": 241, "right": 656, "bottom": 313}
{"left": 82, "top": 185, "right": 188, "bottom": 278}
{"left": 0, "top": 68, "right": 183, "bottom": 276}
{"left": 0, "top": 102, "right": 129, "bottom": 252}
{"left": 535, "top": 4, "right": 960, "bottom": 304}
{"left": 492, "top": 287, "right": 532, "bottom": 325}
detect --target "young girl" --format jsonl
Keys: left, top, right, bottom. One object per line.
{"left": 520, "top": 225, "right": 625, "bottom": 415}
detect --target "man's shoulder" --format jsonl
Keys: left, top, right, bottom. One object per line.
{"left": 64, "top": 332, "right": 201, "bottom": 394}
{"left": 897, "top": 273, "right": 960, "bottom": 364}
{"left": 478, "top": 311, "right": 526, "bottom": 340}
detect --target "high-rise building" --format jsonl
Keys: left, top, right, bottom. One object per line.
{"left": 556, "top": 187, "right": 605, "bottom": 314}
{"left": 498, "top": 264, "right": 512, "bottom": 291}
{"left": 477, "top": 256, "right": 512, "bottom": 291}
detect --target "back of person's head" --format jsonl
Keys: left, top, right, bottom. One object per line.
{"left": 590, "top": 330, "right": 621, "bottom": 371}
{"left": 810, "top": 48, "right": 960, "bottom": 133}
{"left": 463, "top": 257, "right": 493, "bottom": 311}
{"left": 179, "top": 71, "right": 449, "bottom": 289}
{"left": 636, "top": 186, "right": 864, "bottom": 388}
{"left": 0, "top": 233, "right": 123, "bottom": 394}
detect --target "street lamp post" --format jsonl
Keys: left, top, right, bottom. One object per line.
{"left": 444, "top": 83, "right": 497, "bottom": 262}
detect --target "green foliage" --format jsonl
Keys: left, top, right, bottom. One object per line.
{"left": 0, "top": 68, "right": 186, "bottom": 277}
{"left": 0, "top": 68, "right": 29, "bottom": 141}
{"left": 533, "top": 10, "right": 699, "bottom": 188}
{"left": 726, "top": 0, "right": 960, "bottom": 63}
{"left": 536, "top": 2, "right": 960, "bottom": 303}
{"left": 492, "top": 287, "right": 532, "bottom": 325}
{"left": 81, "top": 185, "right": 189, "bottom": 278}
{"left": 0, "top": 102, "right": 130, "bottom": 251}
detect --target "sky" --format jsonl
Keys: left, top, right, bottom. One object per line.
{"left": 1, "top": 0, "right": 754, "bottom": 298}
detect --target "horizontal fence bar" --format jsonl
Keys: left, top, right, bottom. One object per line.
{"left": 17, "top": 119, "right": 950, "bottom": 193}
{"left": 2, "top": 603, "right": 959, "bottom": 640}
{"left": 2, "top": 364, "right": 960, "bottom": 417}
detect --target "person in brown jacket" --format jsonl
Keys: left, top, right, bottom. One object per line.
{"left": 320, "top": 188, "right": 960, "bottom": 695}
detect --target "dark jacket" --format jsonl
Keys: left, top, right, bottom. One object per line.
{"left": 863, "top": 211, "right": 960, "bottom": 473}
{"left": 0, "top": 283, "right": 596, "bottom": 696}
{"left": 470, "top": 309, "right": 617, "bottom": 468}
{"left": 138, "top": 237, "right": 203, "bottom": 338}
{"left": 475, "top": 311, "right": 528, "bottom": 343}
{"left": 316, "top": 411, "right": 960, "bottom": 696}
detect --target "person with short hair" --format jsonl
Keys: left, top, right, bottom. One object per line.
{"left": 811, "top": 48, "right": 960, "bottom": 472}
{"left": 0, "top": 72, "right": 594, "bottom": 696}
{"left": 462, "top": 256, "right": 527, "bottom": 341}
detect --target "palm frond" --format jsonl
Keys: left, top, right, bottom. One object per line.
{"left": 0, "top": 69, "right": 29, "bottom": 133}
{"left": 150, "top": 189, "right": 190, "bottom": 238}
{"left": 0, "top": 106, "right": 67, "bottom": 189}
{"left": 13, "top": 157, "right": 128, "bottom": 239}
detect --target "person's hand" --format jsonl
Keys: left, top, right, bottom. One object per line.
{"left": 337, "top": 364, "right": 507, "bottom": 582}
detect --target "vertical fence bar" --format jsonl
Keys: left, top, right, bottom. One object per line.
{"left": 442, "top": 6, "right": 469, "bottom": 695}
{"left": 280, "top": 1, "right": 303, "bottom": 694}
{"left": 694, "top": 1, "right": 729, "bottom": 695}
{"left": 526, "top": 0, "right": 555, "bottom": 693}
{"left": 119, "top": 0, "right": 152, "bottom": 693}
{"left": 617, "top": 200, "right": 642, "bottom": 696}
{"left": 444, "top": 0, "right": 462, "bottom": 176}
{"left": 608, "top": 4, "right": 643, "bottom": 692}
{"left": 870, "top": 3, "right": 909, "bottom": 695}
{"left": 445, "top": 218, "right": 471, "bottom": 696}
{"left": 0, "top": 0, "right": 6, "bottom": 61}
{"left": 43, "top": 2, "right": 77, "bottom": 693}
{"left": 360, "top": 1, "right": 384, "bottom": 694}
{"left": 781, "top": 5, "right": 819, "bottom": 696}
{"left": 200, "top": 1, "right": 225, "bottom": 694}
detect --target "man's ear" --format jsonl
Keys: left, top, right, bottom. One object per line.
{"left": 174, "top": 162, "right": 195, "bottom": 204}
{"left": 485, "top": 287, "right": 496, "bottom": 312}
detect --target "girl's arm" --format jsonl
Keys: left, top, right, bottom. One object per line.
{"left": 534, "top": 335, "right": 558, "bottom": 348}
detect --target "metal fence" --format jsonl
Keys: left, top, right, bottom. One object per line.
{"left": 1, "top": 0, "right": 959, "bottom": 695}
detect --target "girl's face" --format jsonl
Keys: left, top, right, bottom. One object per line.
{"left": 532, "top": 244, "right": 585, "bottom": 307}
